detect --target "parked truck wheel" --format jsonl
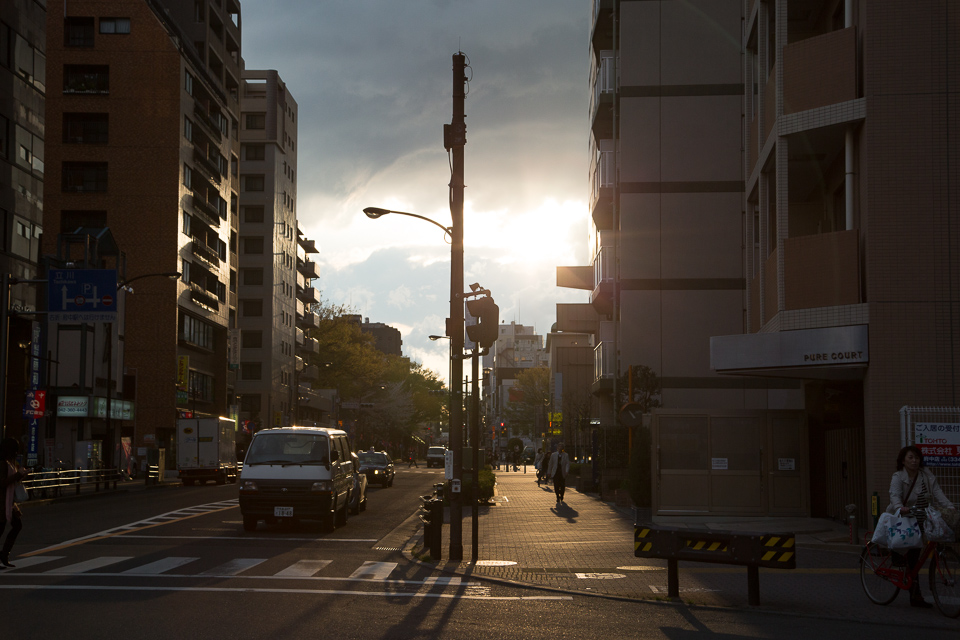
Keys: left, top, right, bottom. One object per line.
{"left": 242, "top": 516, "right": 257, "bottom": 532}
{"left": 216, "top": 472, "right": 226, "bottom": 485}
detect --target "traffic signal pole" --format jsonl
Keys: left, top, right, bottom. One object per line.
{"left": 447, "top": 53, "right": 466, "bottom": 562}
{"left": 470, "top": 345, "right": 480, "bottom": 561}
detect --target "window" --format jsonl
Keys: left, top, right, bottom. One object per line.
{"left": 242, "top": 175, "right": 264, "bottom": 192}
{"left": 182, "top": 211, "right": 192, "bottom": 236}
{"left": 184, "top": 116, "right": 193, "bottom": 142}
{"left": 243, "top": 144, "right": 264, "bottom": 161}
{"left": 240, "top": 394, "right": 261, "bottom": 413}
{"left": 62, "top": 162, "right": 107, "bottom": 192}
{"left": 63, "top": 113, "right": 108, "bottom": 144}
{"left": 183, "top": 164, "right": 193, "bottom": 189}
{"left": 240, "top": 362, "right": 262, "bottom": 381}
{"left": 242, "top": 237, "right": 264, "bottom": 254}
{"left": 242, "top": 268, "right": 263, "bottom": 285}
{"left": 63, "top": 64, "right": 109, "bottom": 93}
{"left": 243, "top": 205, "right": 264, "bottom": 223}
{"left": 231, "top": 154, "right": 238, "bottom": 176}
{"left": 64, "top": 17, "right": 95, "bottom": 47}
{"left": 99, "top": 18, "right": 131, "bottom": 34}
{"left": 185, "top": 70, "right": 194, "bottom": 95}
{"left": 244, "top": 113, "right": 265, "bottom": 130}
{"left": 241, "top": 299, "right": 263, "bottom": 317}
{"left": 188, "top": 371, "right": 213, "bottom": 403}
{"left": 242, "top": 331, "right": 263, "bottom": 349}
{"left": 181, "top": 314, "right": 214, "bottom": 349}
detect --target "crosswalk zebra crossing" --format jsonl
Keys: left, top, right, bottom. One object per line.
{"left": 0, "top": 554, "right": 464, "bottom": 584}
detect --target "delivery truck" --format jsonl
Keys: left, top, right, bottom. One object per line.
{"left": 177, "top": 416, "right": 239, "bottom": 485}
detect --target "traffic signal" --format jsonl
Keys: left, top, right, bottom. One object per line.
{"left": 465, "top": 295, "right": 499, "bottom": 349}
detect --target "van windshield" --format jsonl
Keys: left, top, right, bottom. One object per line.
{"left": 245, "top": 433, "right": 329, "bottom": 465}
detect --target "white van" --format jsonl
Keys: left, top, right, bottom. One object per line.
{"left": 238, "top": 427, "right": 355, "bottom": 531}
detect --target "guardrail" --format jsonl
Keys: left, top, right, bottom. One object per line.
{"left": 21, "top": 468, "right": 123, "bottom": 500}
{"left": 634, "top": 525, "right": 796, "bottom": 606}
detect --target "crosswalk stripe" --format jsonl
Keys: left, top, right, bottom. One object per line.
{"left": 274, "top": 559, "right": 332, "bottom": 577}
{"left": 423, "top": 576, "right": 462, "bottom": 585}
{"left": 0, "top": 555, "right": 63, "bottom": 571}
{"left": 348, "top": 561, "right": 397, "bottom": 580}
{"left": 47, "top": 557, "right": 133, "bottom": 574}
{"left": 198, "top": 558, "right": 266, "bottom": 576}
{"left": 122, "top": 557, "right": 199, "bottom": 575}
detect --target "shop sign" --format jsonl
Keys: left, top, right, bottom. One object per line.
{"left": 915, "top": 422, "right": 960, "bottom": 467}
{"left": 57, "top": 396, "right": 89, "bottom": 416}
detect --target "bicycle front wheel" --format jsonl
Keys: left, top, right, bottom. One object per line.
{"left": 929, "top": 545, "right": 960, "bottom": 618}
{"left": 860, "top": 542, "right": 901, "bottom": 605}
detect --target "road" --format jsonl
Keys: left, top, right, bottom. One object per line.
{"left": 2, "top": 468, "right": 958, "bottom": 639}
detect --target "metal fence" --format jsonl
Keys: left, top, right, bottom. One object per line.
{"left": 21, "top": 468, "right": 123, "bottom": 500}
{"left": 900, "top": 405, "right": 960, "bottom": 505}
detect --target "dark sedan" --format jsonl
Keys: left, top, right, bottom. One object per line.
{"left": 357, "top": 451, "right": 395, "bottom": 487}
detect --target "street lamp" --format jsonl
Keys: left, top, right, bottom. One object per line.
{"left": 363, "top": 208, "right": 453, "bottom": 239}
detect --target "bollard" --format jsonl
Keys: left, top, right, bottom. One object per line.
{"left": 846, "top": 503, "right": 857, "bottom": 544}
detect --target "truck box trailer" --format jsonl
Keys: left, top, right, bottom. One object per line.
{"left": 177, "top": 416, "right": 238, "bottom": 485}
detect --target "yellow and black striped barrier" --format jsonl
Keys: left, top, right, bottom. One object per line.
{"left": 634, "top": 525, "right": 796, "bottom": 605}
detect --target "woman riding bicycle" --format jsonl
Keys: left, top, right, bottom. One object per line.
{"left": 887, "top": 445, "right": 955, "bottom": 607}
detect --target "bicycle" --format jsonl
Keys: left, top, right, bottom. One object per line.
{"left": 860, "top": 532, "right": 960, "bottom": 618}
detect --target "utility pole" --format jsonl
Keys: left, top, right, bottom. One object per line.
{"left": 447, "top": 52, "right": 467, "bottom": 562}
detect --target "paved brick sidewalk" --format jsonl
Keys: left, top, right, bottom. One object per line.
{"left": 405, "top": 471, "right": 960, "bottom": 629}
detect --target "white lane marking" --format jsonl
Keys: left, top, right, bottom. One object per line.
{"left": 198, "top": 558, "right": 266, "bottom": 576}
{"left": 0, "top": 584, "right": 572, "bottom": 600}
{"left": 0, "top": 556, "right": 63, "bottom": 571}
{"left": 47, "top": 557, "right": 133, "bottom": 574}
{"left": 122, "top": 557, "right": 199, "bottom": 575}
{"left": 648, "top": 585, "right": 719, "bottom": 594}
{"left": 423, "top": 576, "right": 462, "bottom": 585}
{"left": 348, "top": 561, "right": 398, "bottom": 580}
{"left": 275, "top": 560, "right": 332, "bottom": 577}
{"left": 575, "top": 573, "right": 625, "bottom": 579}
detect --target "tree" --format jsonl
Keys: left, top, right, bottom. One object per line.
{"left": 619, "top": 364, "right": 661, "bottom": 509}
{"left": 502, "top": 366, "right": 551, "bottom": 436}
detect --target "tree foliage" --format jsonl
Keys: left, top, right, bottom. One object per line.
{"left": 302, "top": 298, "right": 446, "bottom": 450}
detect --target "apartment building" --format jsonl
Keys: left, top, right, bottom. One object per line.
{"left": 235, "top": 70, "right": 324, "bottom": 430}
{"left": 488, "top": 322, "right": 546, "bottom": 441}
{"left": 0, "top": 1, "right": 46, "bottom": 451}
{"left": 561, "top": 0, "right": 960, "bottom": 521}
{"left": 43, "top": 0, "right": 242, "bottom": 461}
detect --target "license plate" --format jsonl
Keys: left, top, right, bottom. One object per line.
{"left": 274, "top": 507, "right": 293, "bottom": 517}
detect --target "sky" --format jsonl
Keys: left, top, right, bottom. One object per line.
{"left": 240, "top": 1, "right": 592, "bottom": 383}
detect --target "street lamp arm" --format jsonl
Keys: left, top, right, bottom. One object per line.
{"left": 120, "top": 271, "right": 182, "bottom": 287}
{"left": 363, "top": 207, "right": 453, "bottom": 237}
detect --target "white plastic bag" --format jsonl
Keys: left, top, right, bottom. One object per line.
{"left": 871, "top": 512, "right": 897, "bottom": 546}
{"left": 873, "top": 509, "right": 923, "bottom": 549}
{"left": 925, "top": 506, "right": 955, "bottom": 542}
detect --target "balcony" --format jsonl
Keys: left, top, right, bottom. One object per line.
{"left": 298, "top": 258, "right": 319, "bottom": 279}
{"left": 190, "top": 282, "right": 219, "bottom": 311}
{"left": 556, "top": 265, "right": 593, "bottom": 290}
{"left": 297, "top": 311, "right": 318, "bottom": 329}
{"left": 753, "top": 229, "right": 860, "bottom": 330}
{"left": 192, "top": 149, "right": 222, "bottom": 184}
{"left": 556, "top": 303, "right": 600, "bottom": 334}
{"left": 190, "top": 193, "right": 221, "bottom": 227}
{"left": 784, "top": 27, "right": 857, "bottom": 116}
{"left": 298, "top": 236, "right": 318, "bottom": 253}
{"left": 297, "top": 336, "right": 320, "bottom": 356}
{"left": 300, "top": 365, "right": 319, "bottom": 382}
{"left": 591, "top": 246, "right": 615, "bottom": 315}
{"left": 591, "top": 139, "right": 616, "bottom": 230}
{"left": 297, "top": 285, "right": 318, "bottom": 304}
{"left": 193, "top": 101, "right": 223, "bottom": 142}
{"left": 590, "top": 50, "right": 616, "bottom": 138}
{"left": 592, "top": 341, "right": 615, "bottom": 395}
{"left": 591, "top": 0, "right": 614, "bottom": 53}
{"left": 191, "top": 237, "right": 221, "bottom": 267}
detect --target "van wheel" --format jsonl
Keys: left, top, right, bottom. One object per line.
{"left": 242, "top": 516, "right": 257, "bottom": 532}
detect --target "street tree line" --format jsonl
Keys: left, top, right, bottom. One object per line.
{"left": 302, "top": 300, "right": 446, "bottom": 452}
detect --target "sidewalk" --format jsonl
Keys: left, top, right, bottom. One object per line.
{"left": 404, "top": 471, "right": 960, "bottom": 629}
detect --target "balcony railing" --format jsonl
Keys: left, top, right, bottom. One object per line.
{"left": 783, "top": 27, "right": 857, "bottom": 115}
{"left": 783, "top": 229, "right": 860, "bottom": 310}
{"left": 591, "top": 246, "right": 615, "bottom": 315}
{"left": 190, "top": 193, "right": 221, "bottom": 227}
{"left": 297, "top": 285, "right": 318, "bottom": 304}
{"left": 193, "top": 101, "right": 223, "bottom": 142}
{"left": 590, "top": 50, "right": 616, "bottom": 122}
{"left": 190, "top": 237, "right": 221, "bottom": 267}
{"left": 594, "top": 341, "right": 615, "bottom": 383}
{"left": 192, "top": 149, "right": 222, "bottom": 184}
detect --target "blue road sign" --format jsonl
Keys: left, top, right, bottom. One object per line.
{"left": 48, "top": 269, "right": 118, "bottom": 323}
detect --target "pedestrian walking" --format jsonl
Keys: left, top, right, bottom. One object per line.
{"left": 0, "top": 438, "right": 28, "bottom": 568}
{"left": 408, "top": 450, "right": 418, "bottom": 468}
{"left": 547, "top": 443, "right": 570, "bottom": 504}
{"left": 534, "top": 448, "right": 545, "bottom": 486}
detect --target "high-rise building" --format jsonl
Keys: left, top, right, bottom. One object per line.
{"left": 560, "top": 1, "right": 960, "bottom": 521}
{"left": 43, "top": 0, "right": 242, "bottom": 460}
{"left": 0, "top": 1, "right": 47, "bottom": 443}
{"left": 235, "top": 69, "right": 314, "bottom": 430}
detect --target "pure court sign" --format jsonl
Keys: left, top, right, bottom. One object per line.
{"left": 48, "top": 269, "right": 117, "bottom": 323}
{"left": 915, "top": 422, "right": 960, "bottom": 467}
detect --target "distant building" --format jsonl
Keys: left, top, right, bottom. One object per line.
{"left": 345, "top": 315, "right": 402, "bottom": 357}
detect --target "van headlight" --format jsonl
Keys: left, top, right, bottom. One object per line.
{"left": 240, "top": 480, "right": 258, "bottom": 492}
{"left": 311, "top": 481, "right": 333, "bottom": 492}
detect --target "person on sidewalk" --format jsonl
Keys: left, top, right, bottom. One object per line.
{"left": 534, "top": 448, "right": 544, "bottom": 486}
{"left": 547, "top": 443, "right": 570, "bottom": 504}
{"left": 0, "top": 438, "right": 28, "bottom": 568}
{"left": 408, "top": 450, "right": 419, "bottom": 468}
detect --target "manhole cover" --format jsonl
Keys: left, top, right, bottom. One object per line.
{"left": 473, "top": 560, "right": 517, "bottom": 567}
